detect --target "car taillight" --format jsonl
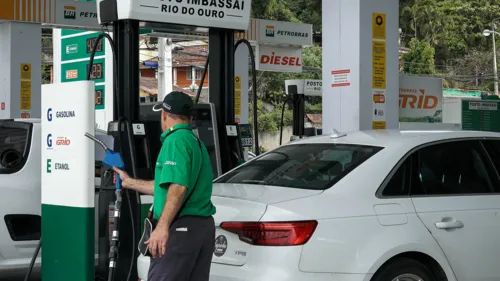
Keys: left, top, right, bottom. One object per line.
{"left": 220, "top": 221, "right": 318, "bottom": 246}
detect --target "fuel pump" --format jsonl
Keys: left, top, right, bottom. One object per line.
{"left": 84, "top": 132, "right": 124, "bottom": 281}
{"left": 75, "top": 1, "right": 253, "bottom": 280}
{"left": 282, "top": 80, "right": 324, "bottom": 144}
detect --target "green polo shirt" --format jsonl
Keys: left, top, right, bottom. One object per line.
{"left": 153, "top": 123, "right": 216, "bottom": 220}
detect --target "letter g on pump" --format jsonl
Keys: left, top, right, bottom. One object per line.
{"left": 47, "top": 108, "right": 53, "bottom": 121}
{"left": 47, "top": 134, "right": 52, "bottom": 147}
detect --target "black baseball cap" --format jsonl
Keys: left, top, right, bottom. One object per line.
{"left": 152, "top": 91, "right": 194, "bottom": 116}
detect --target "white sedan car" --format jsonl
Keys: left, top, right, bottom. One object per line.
{"left": 139, "top": 129, "right": 500, "bottom": 281}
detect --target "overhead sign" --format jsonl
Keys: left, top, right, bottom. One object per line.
{"left": 399, "top": 75, "right": 443, "bottom": 123}
{"left": 257, "top": 45, "right": 303, "bottom": 72}
{"left": 258, "top": 19, "right": 313, "bottom": 46}
{"left": 100, "top": 0, "right": 252, "bottom": 31}
{"left": 0, "top": 0, "right": 102, "bottom": 29}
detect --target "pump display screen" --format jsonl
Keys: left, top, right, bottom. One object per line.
{"left": 95, "top": 90, "right": 103, "bottom": 107}
{"left": 239, "top": 124, "right": 253, "bottom": 147}
{"left": 87, "top": 37, "right": 103, "bottom": 53}
{"left": 87, "top": 63, "right": 103, "bottom": 80}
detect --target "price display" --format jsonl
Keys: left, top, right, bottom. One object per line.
{"left": 95, "top": 90, "right": 103, "bottom": 107}
{"left": 238, "top": 124, "right": 253, "bottom": 148}
{"left": 241, "top": 138, "right": 253, "bottom": 147}
{"left": 87, "top": 63, "right": 103, "bottom": 80}
{"left": 86, "top": 37, "right": 102, "bottom": 53}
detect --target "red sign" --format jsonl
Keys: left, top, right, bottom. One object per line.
{"left": 1, "top": 102, "right": 4, "bottom": 110}
{"left": 373, "top": 93, "right": 385, "bottom": 104}
{"left": 260, "top": 53, "right": 302, "bottom": 67}
{"left": 257, "top": 45, "right": 303, "bottom": 72}
{"left": 331, "top": 70, "right": 351, "bottom": 87}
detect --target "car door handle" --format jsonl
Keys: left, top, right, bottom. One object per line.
{"left": 435, "top": 220, "right": 464, "bottom": 229}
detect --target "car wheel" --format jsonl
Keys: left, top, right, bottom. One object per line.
{"left": 372, "top": 257, "right": 436, "bottom": 281}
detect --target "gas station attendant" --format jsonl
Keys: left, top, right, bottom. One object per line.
{"left": 113, "top": 91, "right": 216, "bottom": 281}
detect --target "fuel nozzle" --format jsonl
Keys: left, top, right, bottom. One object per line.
{"left": 85, "top": 132, "right": 125, "bottom": 190}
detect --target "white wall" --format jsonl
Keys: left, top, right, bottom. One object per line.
{"left": 259, "top": 126, "right": 294, "bottom": 151}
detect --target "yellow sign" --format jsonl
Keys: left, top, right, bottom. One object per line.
{"left": 20, "top": 64, "right": 32, "bottom": 111}
{"left": 372, "top": 13, "right": 386, "bottom": 40}
{"left": 234, "top": 76, "right": 242, "bottom": 123}
{"left": 372, "top": 121, "right": 386, "bottom": 129}
{"left": 372, "top": 41, "right": 386, "bottom": 89}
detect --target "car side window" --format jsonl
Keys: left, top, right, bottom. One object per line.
{"left": 411, "top": 140, "right": 500, "bottom": 196}
{"left": 381, "top": 157, "right": 411, "bottom": 197}
{"left": 481, "top": 140, "right": 500, "bottom": 184}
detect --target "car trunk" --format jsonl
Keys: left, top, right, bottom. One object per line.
{"left": 211, "top": 183, "right": 322, "bottom": 266}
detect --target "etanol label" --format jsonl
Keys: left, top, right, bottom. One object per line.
{"left": 46, "top": 159, "right": 70, "bottom": 173}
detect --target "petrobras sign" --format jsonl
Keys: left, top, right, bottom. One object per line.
{"left": 98, "top": 0, "right": 251, "bottom": 31}
{"left": 259, "top": 19, "right": 313, "bottom": 46}
{"left": 257, "top": 45, "right": 303, "bottom": 73}
{"left": 41, "top": 81, "right": 95, "bottom": 208}
{"left": 399, "top": 75, "right": 443, "bottom": 123}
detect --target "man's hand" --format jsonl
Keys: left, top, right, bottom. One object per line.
{"left": 113, "top": 166, "right": 131, "bottom": 188}
{"left": 145, "top": 226, "right": 169, "bottom": 258}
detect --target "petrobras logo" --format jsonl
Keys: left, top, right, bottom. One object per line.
{"left": 64, "top": 6, "right": 76, "bottom": 19}
{"left": 265, "top": 25, "right": 275, "bottom": 37}
{"left": 46, "top": 134, "right": 71, "bottom": 149}
{"left": 47, "top": 108, "right": 76, "bottom": 122}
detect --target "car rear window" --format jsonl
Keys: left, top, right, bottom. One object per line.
{"left": 0, "top": 120, "right": 32, "bottom": 173}
{"left": 215, "top": 143, "right": 383, "bottom": 190}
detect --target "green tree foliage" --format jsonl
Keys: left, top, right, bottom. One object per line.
{"left": 399, "top": 0, "right": 500, "bottom": 90}
{"left": 251, "top": 0, "right": 321, "bottom": 31}
{"left": 402, "top": 38, "right": 436, "bottom": 74}
{"left": 399, "top": 0, "right": 500, "bottom": 65}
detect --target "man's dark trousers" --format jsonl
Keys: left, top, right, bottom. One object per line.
{"left": 148, "top": 216, "right": 215, "bottom": 281}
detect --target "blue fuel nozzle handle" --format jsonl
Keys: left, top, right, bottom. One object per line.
{"left": 103, "top": 150, "right": 125, "bottom": 190}
{"left": 84, "top": 133, "right": 124, "bottom": 190}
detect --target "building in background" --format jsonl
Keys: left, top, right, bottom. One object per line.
{"left": 139, "top": 37, "right": 209, "bottom": 102}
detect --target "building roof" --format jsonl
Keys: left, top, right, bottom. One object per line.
{"left": 306, "top": 114, "right": 322, "bottom": 125}
{"left": 172, "top": 45, "right": 208, "bottom": 67}
{"left": 140, "top": 76, "right": 196, "bottom": 97}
